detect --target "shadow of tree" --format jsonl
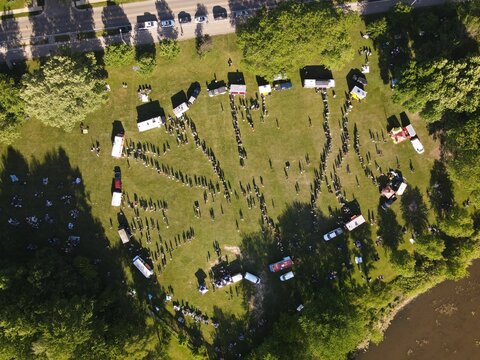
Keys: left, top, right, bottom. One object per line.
{"left": 400, "top": 186, "right": 429, "bottom": 235}
{"left": 377, "top": 205, "right": 403, "bottom": 252}
{"left": 428, "top": 159, "right": 454, "bottom": 217}
{"left": 0, "top": 146, "right": 170, "bottom": 358}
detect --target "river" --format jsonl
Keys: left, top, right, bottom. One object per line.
{"left": 358, "top": 260, "right": 480, "bottom": 360}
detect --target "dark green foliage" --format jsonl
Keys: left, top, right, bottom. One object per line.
{"left": 104, "top": 43, "right": 135, "bottom": 67}
{"left": 414, "top": 234, "right": 445, "bottom": 260}
{"left": 158, "top": 39, "right": 181, "bottom": 60}
{"left": 237, "top": 2, "right": 356, "bottom": 78}
{"left": 137, "top": 53, "right": 157, "bottom": 76}
{"left": 0, "top": 74, "right": 24, "bottom": 145}
{"left": 366, "top": 18, "right": 387, "bottom": 40}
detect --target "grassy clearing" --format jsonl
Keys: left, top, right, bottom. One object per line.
{"left": 4, "top": 27, "right": 440, "bottom": 354}
{"left": 0, "top": 0, "right": 28, "bottom": 11}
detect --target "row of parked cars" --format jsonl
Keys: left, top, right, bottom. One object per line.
{"left": 138, "top": 7, "right": 256, "bottom": 30}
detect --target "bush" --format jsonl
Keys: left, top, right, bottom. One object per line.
{"left": 137, "top": 53, "right": 157, "bottom": 76}
{"left": 104, "top": 43, "right": 135, "bottom": 67}
{"left": 158, "top": 39, "right": 180, "bottom": 60}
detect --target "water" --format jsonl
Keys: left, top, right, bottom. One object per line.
{"left": 358, "top": 260, "right": 480, "bottom": 360}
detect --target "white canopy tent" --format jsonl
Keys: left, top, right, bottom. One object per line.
{"left": 230, "top": 84, "right": 247, "bottom": 95}
{"left": 258, "top": 84, "right": 272, "bottom": 95}
{"left": 350, "top": 86, "right": 367, "bottom": 100}
{"left": 345, "top": 215, "right": 366, "bottom": 231}
{"left": 111, "top": 135, "right": 124, "bottom": 158}
{"left": 303, "top": 79, "right": 335, "bottom": 89}
{"left": 111, "top": 192, "right": 122, "bottom": 207}
{"left": 118, "top": 228, "right": 130, "bottom": 244}
{"left": 173, "top": 102, "right": 189, "bottom": 118}
{"left": 137, "top": 116, "right": 164, "bottom": 132}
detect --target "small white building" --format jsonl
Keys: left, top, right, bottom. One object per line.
{"left": 118, "top": 228, "right": 130, "bottom": 244}
{"left": 230, "top": 84, "right": 247, "bottom": 95}
{"left": 111, "top": 192, "right": 122, "bottom": 207}
{"left": 111, "top": 134, "right": 124, "bottom": 158}
{"left": 173, "top": 102, "right": 189, "bottom": 118}
{"left": 137, "top": 116, "right": 165, "bottom": 132}
{"left": 258, "top": 84, "right": 272, "bottom": 95}
{"left": 303, "top": 79, "right": 335, "bottom": 89}
{"left": 345, "top": 215, "right": 366, "bottom": 231}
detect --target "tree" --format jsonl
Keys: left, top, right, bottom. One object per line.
{"left": 390, "top": 249, "right": 416, "bottom": 276}
{"left": 158, "top": 39, "right": 180, "bottom": 60}
{"left": 366, "top": 18, "right": 387, "bottom": 40}
{"left": 237, "top": 2, "right": 356, "bottom": 78}
{"left": 104, "top": 43, "right": 135, "bottom": 67}
{"left": 0, "top": 74, "right": 24, "bottom": 145}
{"left": 414, "top": 234, "right": 445, "bottom": 260}
{"left": 393, "top": 56, "right": 480, "bottom": 122}
{"left": 458, "top": 1, "right": 480, "bottom": 42}
{"left": 438, "top": 206, "right": 475, "bottom": 238}
{"left": 21, "top": 54, "right": 107, "bottom": 132}
{"left": 137, "top": 53, "right": 157, "bottom": 76}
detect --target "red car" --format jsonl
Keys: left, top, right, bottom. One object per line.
{"left": 269, "top": 256, "right": 293, "bottom": 273}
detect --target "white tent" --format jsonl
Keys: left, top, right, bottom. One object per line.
{"left": 231, "top": 273, "right": 243, "bottom": 283}
{"left": 118, "top": 228, "right": 130, "bottom": 244}
{"left": 111, "top": 135, "right": 124, "bottom": 158}
{"left": 111, "top": 192, "right": 122, "bottom": 207}
{"left": 354, "top": 256, "right": 363, "bottom": 264}
{"left": 404, "top": 124, "right": 416, "bottom": 138}
{"left": 351, "top": 86, "right": 367, "bottom": 100}
{"left": 258, "top": 84, "right": 272, "bottom": 95}
{"left": 303, "top": 79, "right": 335, "bottom": 89}
{"left": 132, "top": 256, "right": 154, "bottom": 278}
{"left": 173, "top": 102, "right": 189, "bottom": 118}
{"left": 396, "top": 182, "right": 408, "bottom": 196}
{"left": 230, "top": 84, "right": 247, "bottom": 95}
{"left": 137, "top": 116, "right": 164, "bottom": 132}
{"left": 345, "top": 215, "right": 366, "bottom": 231}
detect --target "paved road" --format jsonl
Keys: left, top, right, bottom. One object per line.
{"left": 0, "top": 0, "right": 451, "bottom": 61}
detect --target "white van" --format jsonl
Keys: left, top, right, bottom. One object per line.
{"left": 410, "top": 137, "right": 425, "bottom": 154}
{"left": 244, "top": 272, "right": 261, "bottom": 284}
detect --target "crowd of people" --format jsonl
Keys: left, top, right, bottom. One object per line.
{"left": 229, "top": 94, "right": 248, "bottom": 166}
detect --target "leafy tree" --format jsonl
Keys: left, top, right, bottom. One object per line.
{"left": 0, "top": 74, "right": 24, "bottom": 144}
{"left": 21, "top": 54, "right": 107, "bottom": 132}
{"left": 366, "top": 18, "right": 387, "bottom": 40}
{"left": 237, "top": 2, "right": 356, "bottom": 78}
{"left": 393, "top": 56, "right": 480, "bottom": 122}
{"left": 158, "top": 39, "right": 180, "bottom": 60}
{"left": 390, "top": 249, "right": 416, "bottom": 276}
{"left": 438, "top": 206, "right": 475, "bottom": 238}
{"left": 104, "top": 43, "right": 135, "bottom": 67}
{"left": 414, "top": 234, "right": 445, "bottom": 260}
{"left": 137, "top": 53, "right": 157, "bottom": 76}
{"left": 458, "top": 1, "right": 480, "bottom": 42}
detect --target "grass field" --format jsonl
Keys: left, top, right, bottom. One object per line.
{"left": 2, "top": 28, "right": 442, "bottom": 356}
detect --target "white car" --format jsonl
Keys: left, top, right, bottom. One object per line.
{"left": 411, "top": 137, "right": 425, "bottom": 154}
{"left": 244, "top": 272, "right": 261, "bottom": 284}
{"left": 195, "top": 15, "right": 208, "bottom": 24}
{"left": 160, "top": 19, "right": 175, "bottom": 28}
{"left": 323, "top": 227, "right": 344, "bottom": 241}
{"left": 280, "top": 271, "right": 294, "bottom": 281}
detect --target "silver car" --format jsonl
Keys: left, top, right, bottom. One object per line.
{"left": 160, "top": 19, "right": 175, "bottom": 28}
{"left": 323, "top": 227, "right": 344, "bottom": 241}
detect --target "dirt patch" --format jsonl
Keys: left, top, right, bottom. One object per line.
{"left": 224, "top": 245, "right": 242, "bottom": 256}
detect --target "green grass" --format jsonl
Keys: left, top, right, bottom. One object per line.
{"left": 3, "top": 29, "right": 441, "bottom": 354}
{"left": 0, "top": 0, "right": 28, "bottom": 11}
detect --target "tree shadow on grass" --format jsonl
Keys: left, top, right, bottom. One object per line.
{"left": 377, "top": 205, "right": 403, "bottom": 252}
{"left": 428, "top": 160, "right": 454, "bottom": 217}
{"left": 400, "top": 186, "right": 429, "bottom": 235}
{"left": 0, "top": 146, "right": 170, "bottom": 357}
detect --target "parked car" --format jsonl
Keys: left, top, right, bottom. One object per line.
{"left": 178, "top": 12, "right": 191, "bottom": 24}
{"left": 160, "top": 19, "right": 175, "bottom": 28}
{"left": 233, "top": 10, "right": 249, "bottom": 18}
{"left": 410, "top": 137, "right": 425, "bottom": 154}
{"left": 280, "top": 271, "right": 294, "bottom": 281}
{"left": 138, "top": 21, "right": 158, "bottom": 30}
{"left": 244, "top": 272, "right": 261, "bottom": 284}
{"left": 381, "top": 195, "right": 397, "bottom": 210}
{"left": 195, "top": 15, "right": 208, "bottom": 24}
{"left": 323, "top": 227, "right": 344, "bottom": 241}
{"left": 273, "top": 80, "right": 292, "bottom": 91}
{"left": 213, "top": 10, "right": 228, "bottom": 20}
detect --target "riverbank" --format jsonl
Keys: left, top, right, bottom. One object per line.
{"left": 357, "top": 259, "right": 480, "bottom": 359}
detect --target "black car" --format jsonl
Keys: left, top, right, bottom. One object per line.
{"left": 213, "top": 10, "right": 228, "bottom": 20}
{"left": 178, "top": 12, "right": 191, "bottom": 24}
